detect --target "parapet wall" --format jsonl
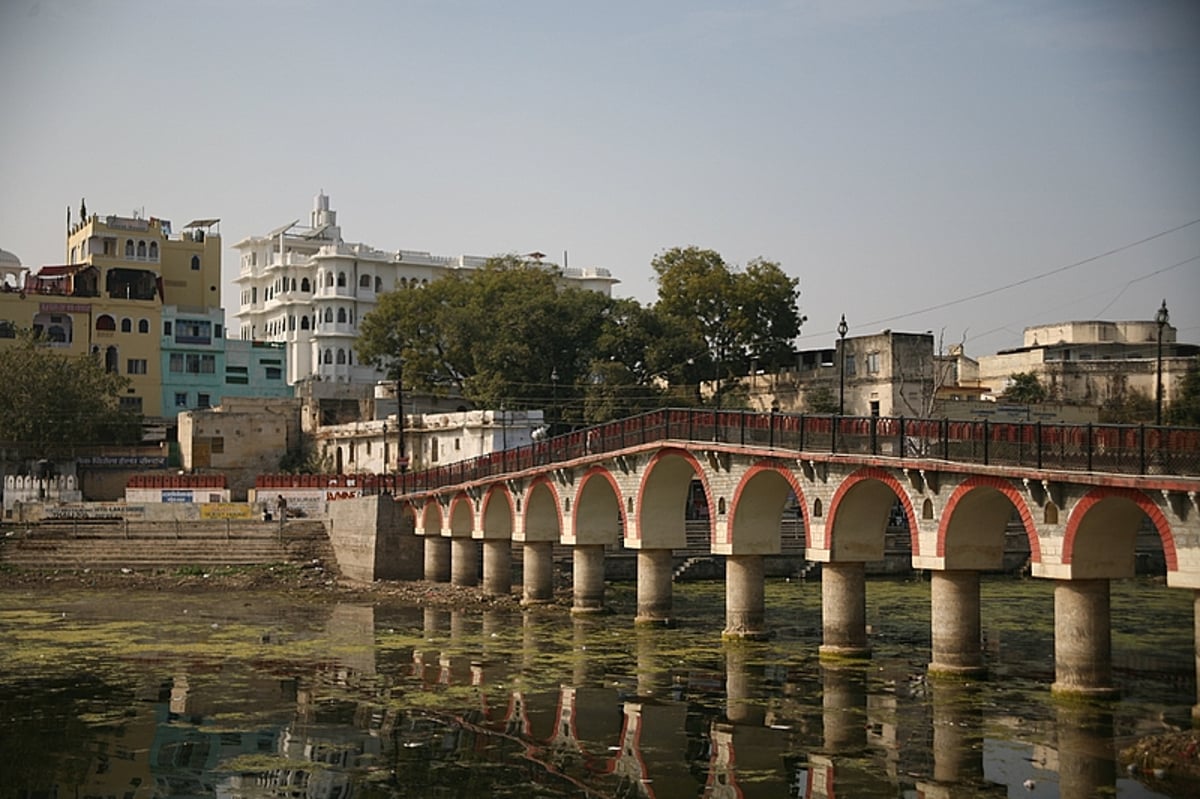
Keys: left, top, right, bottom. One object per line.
{"left": 327, "top": 495, "right": 421, "bottom": 583}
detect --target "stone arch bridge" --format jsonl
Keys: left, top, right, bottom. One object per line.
{"left": 379, "top": 409, "right": 1200, "bottom": 711}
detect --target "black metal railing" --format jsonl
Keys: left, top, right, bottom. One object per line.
{"left": 390, "top": 408, "right": 1200, "bottom": 494}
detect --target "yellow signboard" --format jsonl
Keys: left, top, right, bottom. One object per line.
{"left": 200, "top": 503, "right": 253, "bottom": 520}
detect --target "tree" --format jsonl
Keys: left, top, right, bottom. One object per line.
{"left": 0, "top": 332, "right": 141, "bottom": 458}
{"left": 1001, "top": 372, "right": 1047, "bottom": 404}
{"left": 1167, "top": 361, "right": 1200, "bottom": 426}
{"left": 651, "top": 247, "right": 803, "bottom": 406}
{"left": 357, "top": 256, "right": 613, "bottom": 419}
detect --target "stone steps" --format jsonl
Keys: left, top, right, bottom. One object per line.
{"left": 0, "top": 520, "right": 337, "bottom": 572}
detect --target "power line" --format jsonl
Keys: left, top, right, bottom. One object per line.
{"left": 798, "top": 216, "right": 1200, "bottom": 340}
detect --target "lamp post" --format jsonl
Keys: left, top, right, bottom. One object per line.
{"left": 550, "top": 367, "right": 558, "bottom": 436}
{"left": 837, "top": 314, "right": 849, "bottom": 415}
{"left": 1156, "top": 300, "right": 1169, "bottom": 426}
{"left": 395, "top": 359, "right": 407, "bottom": 492}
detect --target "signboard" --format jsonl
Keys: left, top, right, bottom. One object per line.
{"left": 44, "top": 503, "right": 144, "bottom": 520}
{"left": 77, "top": 455, "right": 168, "bottom": 468}
{"left": 200, "top": 503, "right": 253, "bottom": 520}
{"left": 162, "top": 490, "right": 193, "bottom": 503}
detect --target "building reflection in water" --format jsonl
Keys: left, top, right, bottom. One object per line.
{"left": 4, "top": 597, "right": 1191, "bottom": 799}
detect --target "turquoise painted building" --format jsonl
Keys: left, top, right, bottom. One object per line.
{"left": 160, "top": 305, "right": 290, "bottom": 417}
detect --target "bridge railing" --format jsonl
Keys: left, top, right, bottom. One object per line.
{"left": 395, "top": 409, "right": 1199, "bottom": 493}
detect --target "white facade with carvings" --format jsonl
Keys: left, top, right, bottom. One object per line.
{"left": 233, "top": 193, "right": 619, "bottom": 386}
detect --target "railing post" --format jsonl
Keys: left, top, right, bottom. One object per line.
{"left": 1139, "top": 424, "right": 1147, "bottom": 475}
{"left": 1035, "top": 421, "right": 1043, "bottom": 470}
{"left": 740, "top": 410, "right": 747, "bottom": 446}
{"left": 831, "top": 415, "right": 839, "bottom": 454}
{"left": 982, "top": 419, "right": 989, "bottom": 465}
{"left": 942, "top": 418, "right": 950, "bottom": 461}
{"left": 897, "top": 416, "right": 905, "bottom": 458}
{"left": 799, "top": 414, "right": 806, "bottom": 452}
{"left": 686, "top": 409, "right": 693, "bottom": 443}
{"left": 870, "top": 415, "right": 878, "bottom": 455}
{"left": 1086, "top": 424, "right": 1093, "bottom": 472}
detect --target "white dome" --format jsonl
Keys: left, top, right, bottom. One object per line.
{"left": 0, "top": 247, "right": 20, "bottom": 270}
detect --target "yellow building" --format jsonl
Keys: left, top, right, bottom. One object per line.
{"left": 0, "top": 207, "right": 222, "bottom": 418}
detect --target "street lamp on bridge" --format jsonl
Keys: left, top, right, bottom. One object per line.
{"left": 1156, "top": 299, "right": 1170, "bottom": 426}
{"left": 837, "top": 314, "right": 849, "bottom": 415}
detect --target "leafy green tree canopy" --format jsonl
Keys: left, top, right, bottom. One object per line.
{"left": 651, "top": 246, "right": 803, "bottom": 405}
{"left": 1001, "top": 372, "right": 1048, "bottom": 405}
{"left": 0, "top": 332, "right": 141, "bottom": 458}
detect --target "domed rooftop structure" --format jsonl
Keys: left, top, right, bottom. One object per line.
{"left": 0, "top": 247, "right": 25, "bottom": 290}
{"left": 0, "top": 247, "right": 20, "bottom": 270}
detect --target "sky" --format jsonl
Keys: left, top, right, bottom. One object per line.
{"left": 1, "top": 0, "right": 1197, "bottom": 357}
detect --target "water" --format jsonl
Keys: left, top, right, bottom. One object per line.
{"left": 0, "top": 576, "right": 1193, "bottom": 798}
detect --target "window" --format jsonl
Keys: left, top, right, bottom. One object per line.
{"left": 124, "top": 240, "right": 134, "bottom": 258}
{"left": 97, "top": 314, "right": 115, "bottom": 331}
{"left": 323, "top": 349, "right": 332, "bottom": 365}
{"left": 149, "top": 241, "right": 158, "bottom": 259}
{"left": 360, "top": 274, "right": 371, "bottom": 288}
{"left": 324, "top": 308, "right": 333, "bottom": 323}
{"left": 176, "top": 320, "right": 211, "bottom": 345}
{"left": 845, "top": 354, "right": 856, "bottom": 376}
{"left": 184, "top": 353, "right": 216, "bottom": 374}
{"left": 190, "top": 255, "right": 201, "bottom": 271}
{"left": 175, "top": 392, "right": 189, "bottom": 407}
{"left": 866, "top": 352, "right": 881, "bottom": 374}
{"left": 197, "top": 393, "right": 211, "bottom": 409}
{"left": 163, "top": 321, "right": 172, "bottom": 336}
{"left": 169, "top": 353, "right": 184, "bottom": 373}
{"left": 337, "top": 272, "right": 346, "bottom": 287}
{"left": 0, "top": 321, "right": 15, "bottom": 338}
{"left": 291, "top": 278, "right": 297, "bottom": 291}
{"left": 211, "top": 436, "right": 224, "bottom": 454}
{"left": 301, "top": 316, "right": 309, "bottom": 330}
{"left": 336, "top": 348, "right": 346, "bottom": 364}
{"left": 288, "top": 316, "right": 295, "bottom": 331}
{"left": 119, "top": 396, "right": 142, "bottom": 412}
{"left": 375, "top": 276, "right": 383, "bottom": 292}
{"left": 214, "top": 324, "right": 222, "bottom": 339}
{"left": 337, "top": 308, "right": 347, "bottom": 323}
{"left": 301, "top": 278, "right": 311, "bottom": 292}
{"left": 120, "top": 318, "right": 132, "bottom": 333}
{"left": 325, "top": 272, "right": 334, "bottom": 287}
{"left": 126, "top": 359, "right": 148, "bottom": 375}
{"left": 138, "top": 319, "right": 149, "bottom": 334}
{"left": 105, "top": 346, "right": 118, "bottom": 373}
{"left": 266, "top": 366, "right": 282, "bottom": 380}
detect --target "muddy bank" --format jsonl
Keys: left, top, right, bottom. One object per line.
{"left": 0, "top": 563, "right": 572, "bottom": 612}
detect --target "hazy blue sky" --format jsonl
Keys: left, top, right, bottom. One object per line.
{"left": 2, "top": 0, "right": 1197, "bottom": 355}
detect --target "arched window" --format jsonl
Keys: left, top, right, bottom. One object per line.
{"left": 400, "top": 278, "right": 409, "bottom": 288}
{"left": 325, "top": 272, "right": 334, "bottom": 287}
{"left": 190, "top": 255, "right": 200, "bottom": 271}
{"left": 120, "top": 318, "right": 132, "bottom": 333}
{"left": 291, "top": 278, "right": 297, "bottom": 291}
{"left": 301, "top": 278, "right": 311, "bottom": 292}
{"left": 301, "top": 316, "right": 310, "bottom": 330}
{"left": 96, "top": 314, "right": 115, "bottom": 331}
{"left": 288, "top": 315, "right": 295, "bottom": 331}
{"left": 149, "top": 241, "right": 158, "bottom": 259}
{"left": 337, "top": 308, "right": 347, "bottom": 324}
{"left": 360, "top": 274, "right": 371, "bottom": 288}
{"left": 323, "top": 349, "right": 332, "bottom": 365}
{"left": 138, "top": 319, "right": 149, "bottom": 334}
{"left": 375, "top": 276, "right": 383, "bottom": 292}
{"left": 337, "top": 272, "right": 346, "bottom": 287}
{"left": 105, "top": 345, "right": 118, "bottom": 373}
{"left": 137, "top": 241, "right": 146, "bottom": 259}
{"left": 336, "top": 348, "right": 346, "bottom": 364}
{"left": 324, "top": 308, "right": 333, "bottom": 323}
{"left": 124, "top": 240, "right": 134, "bottom": 257}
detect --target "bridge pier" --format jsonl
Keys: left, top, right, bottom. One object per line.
{"left": 819, "top": 561, "right": 870, "bottom": 659}
{"left": 451, "top": 538, "right": 479, "bottom": 587}
{"left": 521, "top": 541, "right": 554, "bottom": 605}
{"left": 635, "top": 549, "right": 673, "bottom": 625}
{"left": 723, "top": 555, "right": 766, "bottom": 639}
{"left": 423, "top": 536, "right": 450, "bottom": 582}
{"left": 1195, "top": 591, "right": 1200, "bottom": 724}
{"left": 481, "top": 539, "right": 511, "bottom": 596}
{"left": 928, "top": 569, "right": 985, "bottom": 677}
{"left": 1052, "top": 578, "right": 1116, "bottom": 697}
{"left": 571, "top": 544, "right": 606, "bottom": 614}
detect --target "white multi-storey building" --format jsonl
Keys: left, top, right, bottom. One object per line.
{"left": 233, "top": 193, "right": 618, "bottom": 385}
